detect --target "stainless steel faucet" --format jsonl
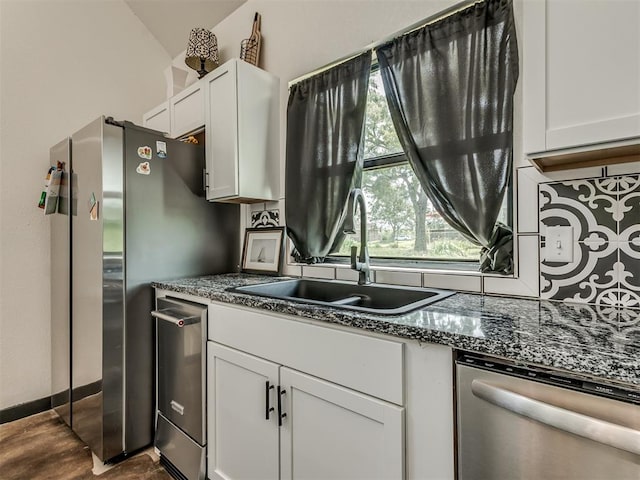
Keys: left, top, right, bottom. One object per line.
{"left": 343, "top": 188, "right": 371, "bottom": 285}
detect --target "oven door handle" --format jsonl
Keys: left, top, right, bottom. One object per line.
{"left": 471, "top": 379, "right": 640, "bottom": 456}
{"left": 151, "top": 309, "right": 199, "bottom": 327}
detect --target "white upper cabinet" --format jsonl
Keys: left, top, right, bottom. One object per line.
{"left": 170, "top": 79, "right": 205, "bottom": 139}
{"left": 143, "top": 80, "right": 204, "bottom": 139}
{"left": 205, "top": 59, "right": 280, "bottom": 203}
{"left": 523, "top": 0, "right": 640, "bottom": 153}
{"left": 142, "top": 101, "right": 171, "bottom": 135}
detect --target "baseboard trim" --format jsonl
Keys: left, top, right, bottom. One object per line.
{"left": 72, "top": 380, "right": 102, "bottom": 401}
{"left": 0, "top": 380, "right": 104, "bottom": 425}
{"left": 0, "top": 396, "right": 52, "bottom": 425}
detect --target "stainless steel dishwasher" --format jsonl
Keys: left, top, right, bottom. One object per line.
{"left": 152, "top": 297, "right": 208, "bottom": 480}
{"left": 456, "top": 353, "right": 640, "bottom": 480}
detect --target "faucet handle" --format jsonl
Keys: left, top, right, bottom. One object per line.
{"left": 350, "top": 245, "right": 358, "bottom": 266}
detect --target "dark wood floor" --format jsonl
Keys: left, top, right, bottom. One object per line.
{"left": 0, "top": 410, "right": 171, "bottom": 480}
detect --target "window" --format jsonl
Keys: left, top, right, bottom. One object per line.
{"left": 333, "top": 69, "right": 510, "bottom": 263}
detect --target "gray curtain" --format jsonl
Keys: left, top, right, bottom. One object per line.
{"left": 285, "top": 52, "right": 371, "bottom": 263}
{"left": 376, "top": 0, "right": 518, "bottom": 274}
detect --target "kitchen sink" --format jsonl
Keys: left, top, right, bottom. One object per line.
{"left": 230, "top": 278, "right": 454, "bottom": 315}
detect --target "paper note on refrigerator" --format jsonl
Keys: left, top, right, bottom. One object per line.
{"left": 43, "top": 169, "right": 63, "bottom": 215}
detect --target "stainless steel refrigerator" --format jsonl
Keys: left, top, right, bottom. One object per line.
{"left": 50, "top": 116, "right": 239, "bottom": 463}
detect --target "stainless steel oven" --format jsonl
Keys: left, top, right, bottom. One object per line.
{"left": 153, "top": 297, "right": 208, "bottom": 480}
{"left": 456, "top": 353, "right": 640, "bottom": 480}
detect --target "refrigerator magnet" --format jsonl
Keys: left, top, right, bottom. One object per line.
{"left": 137, "top": 146, "right": 152, "bottom": 159}
{"left": 136, "top": 161, "right": 151, "bottom": 175}
{"left": 89, "top": 201, "right": 98, "bottom": 221}
{"left": 156, "top": 141, "right": 167, "bottom": 159}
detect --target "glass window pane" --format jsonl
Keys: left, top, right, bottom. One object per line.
{"left": 336, "top": 164, "right": 481, "bottom": 260}
{"left": 363, "top": 70, "right": 403, "bottom": 158}
{"left": 333, "top": 69, "right": 509, "bottom": 263}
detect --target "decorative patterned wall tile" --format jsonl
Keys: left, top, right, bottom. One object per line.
{"left": 251, "top": 209, "right": 280, "bottom": 228}
{"left": 539, "top": 178, "right": 617, "bottom": 244}
{"left": 540, "top": 243, "right": 618, "bottom": 305}
{"left": 539, "top": 175, "right": 640, "bottom": 309}
{"left": 619, "top": 245, "right": 640, "bottom": 309}
{"left": 617, "top": 175, "right": 640, "bottom": 236}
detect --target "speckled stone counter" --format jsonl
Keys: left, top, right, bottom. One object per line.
{"left": 152, "top": 273, "right": 640, "bottom": 387}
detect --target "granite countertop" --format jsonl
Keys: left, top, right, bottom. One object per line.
{"left": 152, "top": 273, "right": 640, "bottom": 387}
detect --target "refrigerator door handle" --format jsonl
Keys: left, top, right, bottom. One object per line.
{"left": 170, "top": 400, "right": 185, "bottom": 415}
{"left": 471, "top": 379, "right": 640, "bottom": 456}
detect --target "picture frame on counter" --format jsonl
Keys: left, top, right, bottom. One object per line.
{"left": 241, "top": 226, "right": 285, "bottom": 275}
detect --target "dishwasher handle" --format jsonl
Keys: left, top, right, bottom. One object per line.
{"left": 472, "top": 379, "right": 640, "bottom": 456}
{"left": 151, "top": 309, "right": 200, "bottom": 327}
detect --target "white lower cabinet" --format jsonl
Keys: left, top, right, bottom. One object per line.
{"left": 207, "top": 342, "right": 404, "bottom": 480}
{"left": 199, "top": 301, "right": 454, "bottom": 480}
{"left": 280, "top": 368, "right": 404, "bottom": 480}
{"left": 207, "top": 343, "right": 279, "bottom": 480}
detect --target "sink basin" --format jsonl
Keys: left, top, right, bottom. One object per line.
{"left": 230, "top": 278, "right": 454, "bottom": 315}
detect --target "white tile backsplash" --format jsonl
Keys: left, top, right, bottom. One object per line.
{"left": 375, "top": 270, "right": 422, "bottom": 287}
{"left": 519, "top": 165, "right": 605, "bottom": 185}
{"left": 517, "top": 167, "right": 541, "bottom": 233}
{"left": 423, "top": 273, "right": 482, "bottom": 293}
{"left": 282, "top": 263, "right": 302, "bottom": 277}
{"left": 301, "top": 265, "right": 335, "bottom": 280}
{"left": 262, "top": 160, "right": 630, "bottom": 302}
{"left": 606, "top": 161, "right": 640, "bottom": 176}
{"left": 335, "top": 267, "right": 363, "bottom": 282}
{"left": 484, "top": 235, "right": 539, "bottom": 297}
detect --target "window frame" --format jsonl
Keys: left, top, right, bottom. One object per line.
{"left": 325, "top": 66, "right": 514, "bottom": 269}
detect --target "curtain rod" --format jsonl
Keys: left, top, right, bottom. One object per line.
{"left": 288, "top": 0, "right": 481, "bottom": 87}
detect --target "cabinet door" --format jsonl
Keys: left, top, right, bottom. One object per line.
{"left": 206, "top": 62, "right": 239, "bottom": 200}
{"left": 143, "top": 101, "right": 170, "bottom": 135}
{"left": 280, "top": 368, "right": 405, "bottom": 480}
{"left": 207, "top": 343, "right": 279, "bottom": 480}
{"left": 546, "top": 0, "right": 640, "bottom": 149}
{"left": 524, "top": 0, "right": 640, "bottom": 152}
{"left": 170, "top": 80, "right": 205, "bottom": 138}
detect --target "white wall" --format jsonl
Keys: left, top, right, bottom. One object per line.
{"left": 0, "top": 0, "right": 170, "bottom": 410}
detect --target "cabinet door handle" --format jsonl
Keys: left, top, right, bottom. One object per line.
{"left": 203, "top": 169, "right": 210, "bottom": 190}
{"left": 277, "top": 386, "right": 287, "bottom": 426}
{"left": 265, "top": 381, "right": 275, "bottom": 420}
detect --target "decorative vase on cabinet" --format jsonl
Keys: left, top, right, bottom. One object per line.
{"left": 204, "top": 58, "right": 280, "bottom": 203}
